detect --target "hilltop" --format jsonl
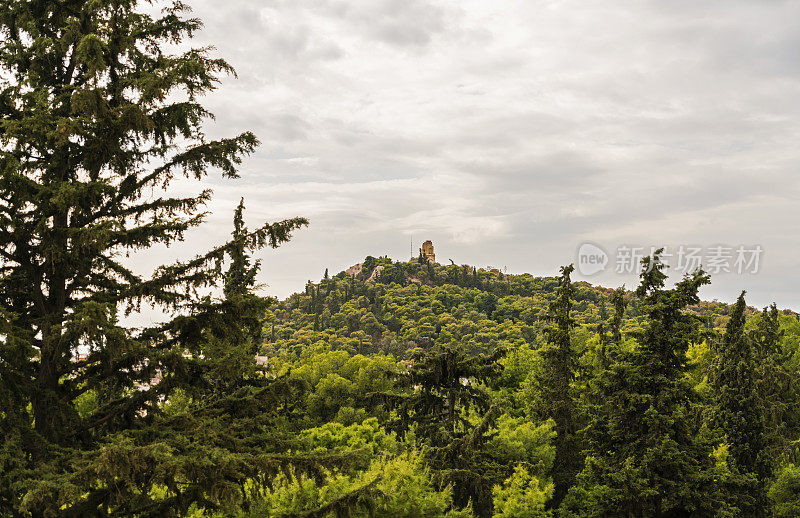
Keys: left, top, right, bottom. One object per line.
{"left": 261, "top": 255, "right": 799, "bottom": 359}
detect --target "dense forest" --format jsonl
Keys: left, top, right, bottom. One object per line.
{"left": 253, "top": 255, "right": 800, "bottom": 517}
{"left": 1, "top": 1, "right": 799, "bottom": 517}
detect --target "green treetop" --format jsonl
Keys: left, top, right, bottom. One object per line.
{"left": 375, "top": 341, "right": 507, "bottom": 517}
{"left": 564, "top": 252, "right": 722, "bottom": 517}
{"left": 528, "top": 265, "right": 581, "bottom": 508}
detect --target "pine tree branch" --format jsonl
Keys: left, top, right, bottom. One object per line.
{"left": 279, "top": 475, "right": 383, "bottom": 518}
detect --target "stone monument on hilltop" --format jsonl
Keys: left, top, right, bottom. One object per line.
{"left": 420, "top": 240, "right": 435, "bottom": 263}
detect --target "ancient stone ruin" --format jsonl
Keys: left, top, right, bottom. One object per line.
{"left": 420, "top": 240, "right": 435, "bottom": 263}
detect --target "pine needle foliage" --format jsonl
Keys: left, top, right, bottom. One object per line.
{"left": 709, "top": 293, "right": 793, "bottom": 517}
{"left": 564, "top": 251, "right": 720, "bottom": 517}
{"left": 375, "top": 342, "right": 507, "bottom": 517}
{"left": 528, "top": 265, "right": 581, "bottom": 507}
{"left": 0, "top": 1, "right": 316, "bottom": 515}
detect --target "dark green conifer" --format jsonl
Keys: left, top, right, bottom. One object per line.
{"left": 0, "top": 1, "right": 323, "bottom": 515}
{"left": 708, "top": 291, "right": 770, "bottom": 516}
{"left": 610, "top": 286, "right": 626, "bottom": 347}
{"left": 564, "top": 252, "right": 720, "bottom": 517}
{"left": 376, "top": 342, "right": 507, "bottom": 516}
{"left": 751, "top": 304, "right": 792, "bottom": 457}
{"left": 529, "top": 264, "right": 581, "bottom": 507}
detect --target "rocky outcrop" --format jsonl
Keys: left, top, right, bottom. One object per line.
{"left": 368, "top": 265, "right": 384, "bottom": 281}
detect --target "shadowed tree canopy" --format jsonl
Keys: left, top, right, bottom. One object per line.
{"left": 372, "top": 341, "right": 507, "bottom": 517}
{"left": 528, "top": 264, "right": 582, "bottom": 508}
{"left": 0, "top": 1, "right": 313, "bottom": 515}
{"left": 709, "top": 292, "right": 794, "bottom": 517}
{"left": 563, "top": 252, "right": 726, "bottom": 518}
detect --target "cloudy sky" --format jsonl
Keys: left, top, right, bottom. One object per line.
{"left": 142, "top": 0, "right": 800, "bottom": 311}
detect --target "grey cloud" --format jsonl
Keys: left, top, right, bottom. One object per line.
{"left": 132, "top": 0, "right": 800, "bottom": 315}
{"left": 456, "top": 151, "right": 606, "bottom": 201}
{"left": 321, "top": 0, "right": 449, "bottom": 48}
{"left": 264, "top": 112, "right": 315, "bottom": 142}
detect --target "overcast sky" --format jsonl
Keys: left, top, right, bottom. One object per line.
{"left": 138, "top": 0, "right": 800, "bottom": 312}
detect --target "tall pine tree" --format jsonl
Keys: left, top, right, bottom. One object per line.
{"left": 0, "top": 1, "right": 321, "bottom": 515}
{"left": 529, "top": 264, "right": 581, "bottom": 508}
{"left": 564, "top": 251, "right": 722, "bottom": 517}
{"left": 374, "top": 342, "right": 507, "bottom": 517}
{"left": 751, "top": 304, "right": 793, "bottom": 462}
{"left": 708, "top": 292, "right": 769, "bottom": 516}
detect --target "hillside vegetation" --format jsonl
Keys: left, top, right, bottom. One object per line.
{"left": 254, "top": 255, "right": 800, "bottom": 517}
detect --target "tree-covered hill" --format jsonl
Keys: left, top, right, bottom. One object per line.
{"left": 258, "top": 254, "right": 800, "bottom": 517}
{"left": 262, "top": 255, "right": 800, "bottom": 361}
